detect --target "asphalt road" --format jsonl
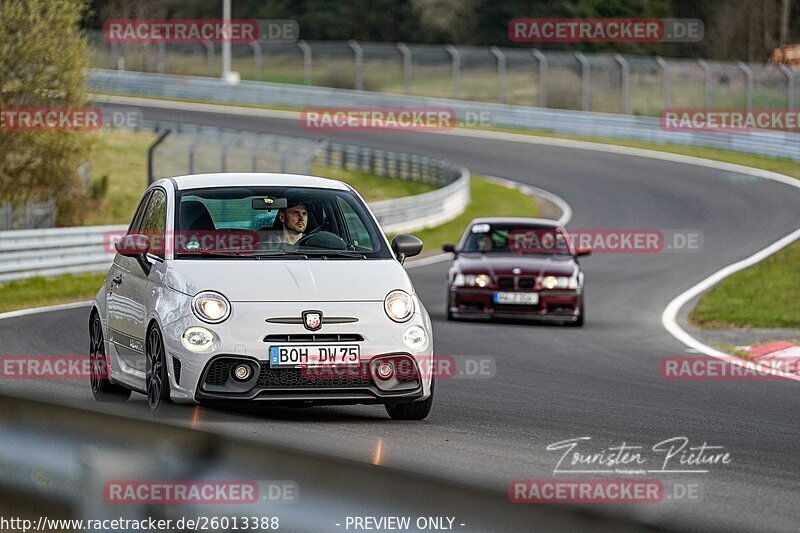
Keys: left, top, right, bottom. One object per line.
{"left": 2, "top": 102, "right": 800, "bottom": 532}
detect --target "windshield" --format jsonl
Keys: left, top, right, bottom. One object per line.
{"left": 460, "top": 223, "right": 574, "bottom": 256}
{"left": 174, "top": 186, "right": 391, "bottom": 259}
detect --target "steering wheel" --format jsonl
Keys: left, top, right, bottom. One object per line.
{"left": 296, "top": 231, "right": 348, "bottom": 250}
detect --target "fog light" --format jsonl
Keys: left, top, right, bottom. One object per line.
{"left": 403, "top": 325, "right": 428, "bottom": 351}
{"left": 233, "top": 364, "right": 252, "bottom": 381}
{"left": 181, "top": 327, "right": 215, "bottom": 352}
{"left": 376, "top": 361, "right": 394, "bottom": 380}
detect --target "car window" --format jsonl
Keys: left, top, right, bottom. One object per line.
{"left": 174, "top": 186, "right": 390, "bottom": 259}
{"left": 139, "top": 188, "right": 167, "bottom": 258}
{"left": 337, "top": 197, "right": 373, "bottom": 250}
{"left": 128, "top": 191, "right": 152, "bottom": 233}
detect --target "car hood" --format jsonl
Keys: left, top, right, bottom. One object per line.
{"left": 164, "top": 259, "right": 413, "bottom": 301}
{"left": 454, "top": 253, "right": 577, "bottom": 277}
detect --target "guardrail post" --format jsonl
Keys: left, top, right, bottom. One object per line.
{"left": 397, "top": 43, "right": 412, "bottom": 94}
{"left": 349, "top": 40, "right": 363, "bottom": 91}
{"left": 780, "top": 65, "right": 795, "bottom": 110}
{"left": 655, "top": 56, "right": 669, "bottom": 111}
{"left": 249, "top": 41, "right": 262, "bottom": 80}
{"left": 157, "top": 42, "right": 166, "bottom": 74}
{"left": 445, "top": 44, "right": 461, "bottom": 99}
{"left": 202, "top": 41, "right": 215, "bottom": 77}
{"left": 614, "top": 54, "right": 630, "bottom": 114}
{"left": 575, "top": 52, "right": 590, "bottom": 111}
{"left": 737, "top": 61, "right": 753, "bottom": 110}
{"left": 148, "top": 129, "right": 172, "bottom": 185}
{"left": 531, "top": 49, "right": 547, "bottom": 107}
{"left": 298, "top": 40, "right": 312, "bottom": 85}
{"left": 697, "top": 59, "right": 713, "bottom": 110}
{"left": 490, "top": 46, "right": 507, "bottom": 104}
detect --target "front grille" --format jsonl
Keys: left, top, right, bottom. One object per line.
{"left": 172, "top": 357, "right": 182, "bottom": 385}
{"left": 518, "top": 276, "right": 536, "bottom": 289}
{"left": 257, "top": 363, "right": 374, "bottom": 387}
{"left": 205, "top": 359, "right": 232, "bottom": 385}
{"left": 497, "top": 276, "right": 515, "bottom": 289}
{"left": 264, "top": 333, "right": 364, "bottom": 343}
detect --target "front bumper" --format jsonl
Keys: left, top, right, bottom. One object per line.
{"left": 161, "top": 300, "right": 433, "bottom": 404}
{"left": 449, "top": 286, "right": 581, "bottom": 322}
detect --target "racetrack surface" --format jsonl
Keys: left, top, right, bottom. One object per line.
{"left": 2, "top": 102, "right": 800, "bottom": 532}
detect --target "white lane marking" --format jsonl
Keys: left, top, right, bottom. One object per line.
{"left": 0, "top": 300, "right": 91, "bottom": 321}
{"left": 662, "top": 226, "right": 800, "bottom": 382}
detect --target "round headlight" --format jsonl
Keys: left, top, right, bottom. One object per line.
{"left": 181, "top": 326, "right": 215, "bottom": 352}
{"left": 384, "top": 290, "right": 414, "bottom": 322}
{"left": 542, "top": 276, "right": 559, "bottom": 290}
{"left": 192, "top": 291, "right": 231, "bottom": 323}
{"left": 403, "top": 325, "right": 428, "bottom": 351}
{"left": 474, "top": 274, "right": 491, "bottom": 288}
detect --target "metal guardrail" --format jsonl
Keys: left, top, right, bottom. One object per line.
{"left": 89, "top": 70, "right": 800, "bottom": 161}
{"left": 0, "top": 139, "right": 468, "bottom": 282}
{"left": 86, "top": 33, "right": 800, "bottom": 115}
{"left": 0, "top": 392, "right": 653, "bottom": 531}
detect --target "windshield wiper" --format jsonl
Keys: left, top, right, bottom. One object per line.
{"left": 301, "top": 250, "right": 367, "bottom": 259}
{"left": 175, "top": 251, "right": 257, "bottom": 259}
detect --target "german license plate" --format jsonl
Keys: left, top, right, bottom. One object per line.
{"left": 269, "top": 345, "right": 360, "bottom": 367}
{"left": 494, "top": 292, "right": 539, "bottom": 305}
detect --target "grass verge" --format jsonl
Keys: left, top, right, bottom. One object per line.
{"left": 0, "top": 273, "right": 105, "bottom": 314}
{"left": 690, "top": 242, "right": 800, "bottom": 329}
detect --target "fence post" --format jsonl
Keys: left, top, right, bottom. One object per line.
{"left": 490, "top": 46, "right": 507, "bottom": 104}
{"left": 249, "top": 41, "right": 262, "bottom": 80}
{"left": 0, "top": 203, "right": 10, "bottom": 231}
{"left": 348, "top": 40, "right": 363, "bottom": 91}
{"left": 157, "top": 42, "right": 166, "bottom": 74}
{"left": 531, "top": 49, "right": 547, "bottom": 107}
{"left": 780, "top": 65, "right": 795, "bottom": 110}
{"left": 697, "top": 59, "right": 713, "bottom": 110}
{"left": 397, "top": 42, "right": 412, "bottom": 94}
{"left": 655, "top": 56, "right": 669, "bottom": 112}
{"left": 614, "top": 54, "right": 630, "bottom": 114}
{"left": 737, "top": 61, "right": 753, "bottom": 110}
{"left": 298, "top": 40, "right": 312, "bottom": 85}
{"left": 445, "top": 45, "right": 460, "bottom": 99}
{"left": 148, "top": 129, "right": 172, "bottom": 185}
{"left": 202, "top": 41, "right": 215, "bottom": 77}
{"left": 575, "top": 52, "right": 590, "bottom": 111}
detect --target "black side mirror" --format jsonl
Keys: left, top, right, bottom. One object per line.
{"left": 391, "top": 234, "right": 423, "bottom": 264}
{"left": 442, "top": 242, "right": 458, "bottom": 254}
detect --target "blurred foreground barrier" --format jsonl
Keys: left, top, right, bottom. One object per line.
{"left": 0, "top": 393, "right": 662, "bottom": 531}
{"left": 89, "top": 69, "right": 800, "bottom": 161}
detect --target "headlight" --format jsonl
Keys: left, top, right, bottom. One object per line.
{"left": 453, "top": 273, "right": 491, "bottom": 287}
{"left": 542, "top": 276, "right": 573, "bottom": 290}
{"left": 403, "top": 325, "right": 428, "bottom": 351}
{"left": 192, "top": 291, "right": 231, "bottom": 323}
{"left": 181, "top": 326, "right": 216, "bottom": 352}
{"left": 385, "top": 290, "right": 414, "bottom": 322}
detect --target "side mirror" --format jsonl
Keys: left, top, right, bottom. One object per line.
{"left": 442, "top": 242, "right": 457, "bottom": 254}
{"left": 115, "top": 233, "right": 151, "bottom": 257}
{"left": 575, "top": 247, "right": 592, "bottom": 257}
{"left": 391, "top": 234, "right": 423, "bottom": 264}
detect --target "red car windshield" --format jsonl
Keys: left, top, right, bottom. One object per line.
{"left": 461, "top": 225, "right": 574, "bottom": 256}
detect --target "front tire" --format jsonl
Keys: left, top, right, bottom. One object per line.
{"left": 146, "top": 325, "right": 171, "bottom": 410}
{"left": 89, "top": 313, "right": 131, "bottom": 402}
{"left": 385, "top": 377, "right": 435, "bottom": 420}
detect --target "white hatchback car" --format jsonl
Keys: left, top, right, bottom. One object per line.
{"left": 89, "top": 173, "right": 435, "bottom": 420}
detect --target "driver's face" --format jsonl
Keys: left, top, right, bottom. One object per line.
{"left": 282, "top": 204, "right": 308, "bottom": 233}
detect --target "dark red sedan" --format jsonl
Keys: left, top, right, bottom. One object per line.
{"left": 442, "top": 218, "right": 590, "bottom": 326}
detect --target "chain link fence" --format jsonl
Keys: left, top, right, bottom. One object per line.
{"left": 0, "top": 200, "right": 56, "bottom": 231}
{"left": 87, "top": 32, "right": 799, "bottom": 115}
